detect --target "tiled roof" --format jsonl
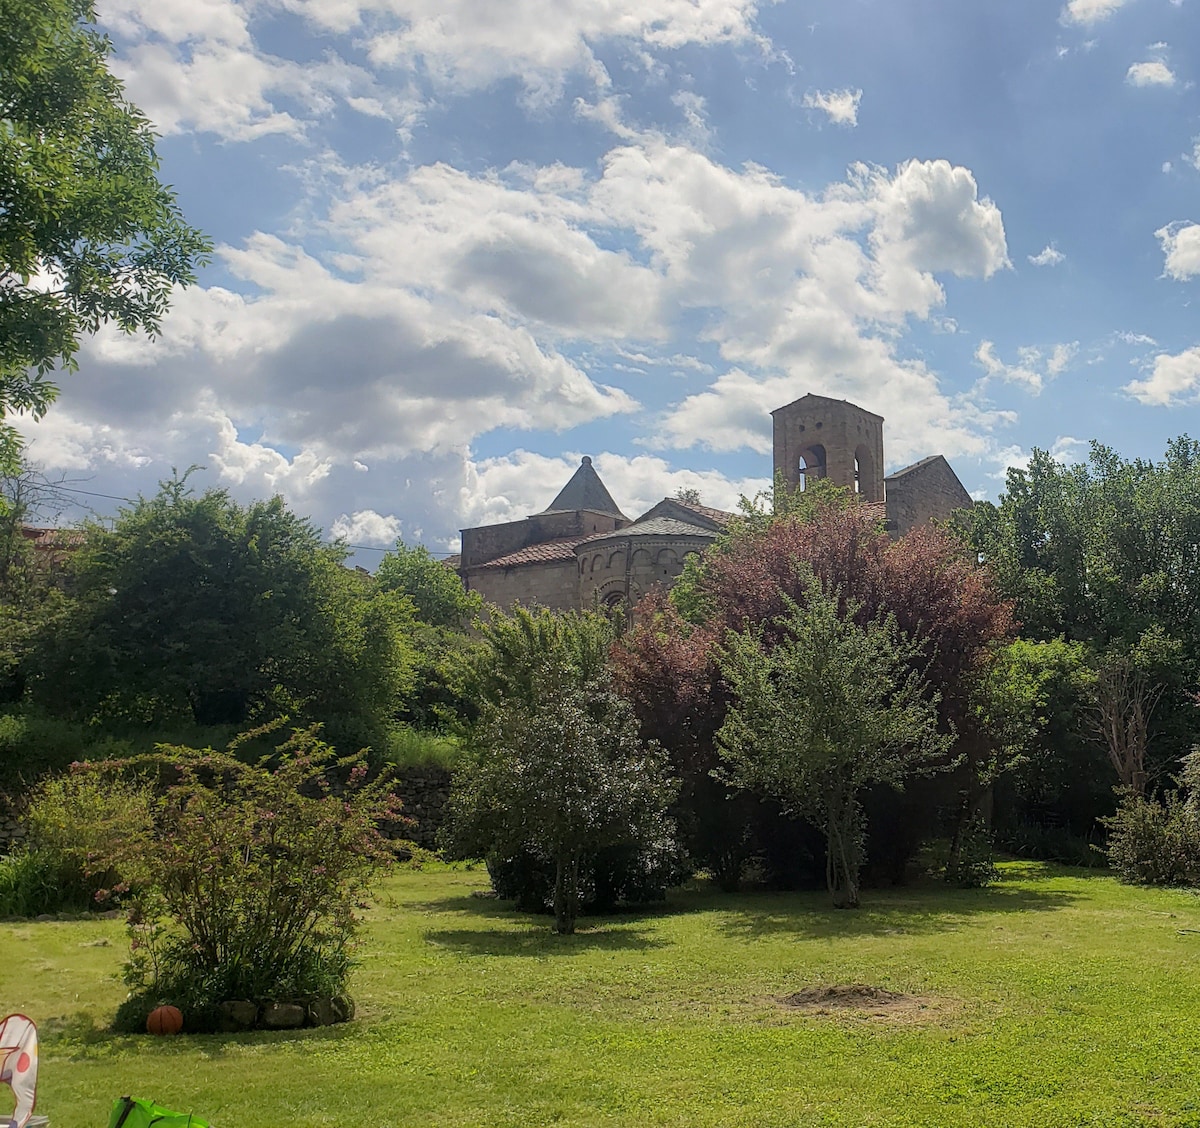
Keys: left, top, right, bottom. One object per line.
{"left": 671, "top": 499, "right": 736, "bottom": 528}
{"left": 579, "top": 516, "right": 718, "bottom": 544}
{"left": 21, "top": 525, "right": 86, "bottom": 549}
{"left": 539, "top": 457, "right": 627, "bottom": 519}
{"left": 442, "top": 554, "right": 462, "bottom": 570}
{"left": 477, "top": 536, "right": 583, "bottom": 569}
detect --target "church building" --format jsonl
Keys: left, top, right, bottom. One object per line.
{"left": 455, "top": 394, "right": 972, "bottom": 611}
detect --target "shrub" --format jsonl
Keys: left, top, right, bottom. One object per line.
{"left": 80, "top": 727, "right": 400, "bottom": 1029}
{"left": 1104, "top": 791, "right": 1200, "bottom": 886}
{"left": 942, "top": 816, "right": 999, "bottom": 888}
{"left": 0, "top": 845, "right": 91, "bottom": 917}
{"left": 24, "top": 766, "right": 156, "bottom": 899}
{"left": 994, "top": 819, "right": 1106, "bottom": 868}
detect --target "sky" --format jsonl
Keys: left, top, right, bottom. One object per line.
{"left": 16, "top": 0, "right": 1200, "bottom": 559}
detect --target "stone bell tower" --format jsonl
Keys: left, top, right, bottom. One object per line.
{"left": 771, "top": 394, "right": 885, "bottom": 503}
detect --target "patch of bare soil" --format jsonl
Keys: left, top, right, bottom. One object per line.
{"left": 778, "top": 984, "right": 936, "bottom": 1019}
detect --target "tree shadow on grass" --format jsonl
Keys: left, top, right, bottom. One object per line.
{"left": 40, "top": 1011, "right": 361, "bottom": 1059}
{"left": 422, "top": 924, "right": 669, "bottom": 957}
{"left": 714, "top": 880, "right": 1083, "bottom": 941}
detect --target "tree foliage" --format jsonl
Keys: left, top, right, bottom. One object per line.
{"left": 616, "top": 493, "right": 1015, "bottom": 884}
{"left": 443, "top": 607, "right": 678, "bottom": 934}
{"left": 0, "top": 0, "right": 211, "bottom": 467}
{"left": 31, "top": 474, "right": 416, "bottom": 743}
{"left": 374, "top": 540, "right": 480, "bottom": 630}
{"left": 375, "top": 540, "right": 482, "bottom": 729}
{"left": 966, "top": 439, "right": 1200, "bottom": 790}
{"left": 717, "top": 575, "right": 952, "bottom": 907}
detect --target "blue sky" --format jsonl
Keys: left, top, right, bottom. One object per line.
{"left": 19, "top": 0, "right": 1200, "bottom": 556}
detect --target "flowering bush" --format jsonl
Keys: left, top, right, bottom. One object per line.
{"left": 72, "top": 727, "right": 403, "bottom": 1031}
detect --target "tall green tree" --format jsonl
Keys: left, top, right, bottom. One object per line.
{"left": 375, "top": 541, "right": 482, "bottom": 729}
{"left": 967, "top": 438, "right": 1200, "bottom": 792}
{"left": 0, "top": 0, "right": 211, "bottom": 468}
{"left": 443, "top": 607, "right": 678, "bottom": 934}
{"left": 32, "top": 475, "right": 415, "bottom": 745}
{"left": 716, "top": 575, "right": 953, "bottom": 907}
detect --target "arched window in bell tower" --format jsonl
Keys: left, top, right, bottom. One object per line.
{"left": 798, "top": 444, "right": 827, "bottom": 491}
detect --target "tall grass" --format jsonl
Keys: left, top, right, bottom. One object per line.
{"left": 382, "top": 725, "right": 460, "bottom": 770}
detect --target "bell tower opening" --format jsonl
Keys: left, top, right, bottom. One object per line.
{"left": 798, "top": 444, "right": 827, "bottom": 491}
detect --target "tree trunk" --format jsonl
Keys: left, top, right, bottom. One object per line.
{"left": 825, "top": 791, "right": 861, "bottom": 909}
{"left": 553, "top": 854, "right": 579, "bottom": 934}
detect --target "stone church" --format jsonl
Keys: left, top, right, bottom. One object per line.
{"left": 455, "top": 394, "right": 972, "bottom": 612}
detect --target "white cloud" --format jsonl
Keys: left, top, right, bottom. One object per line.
{"left": 1061, "top": 0, "right": 1130, "bottom": 24}
{"left": 975, "top": 340, "right": 1077, "bottom": 393}
{"left": 1124, "top": 346, "right": 1200, "bottom": 404}
{"left": 1127, "top": 60, "right": 1176, "bottom": 87}
{"left": 23, "top": 137, "right": 1013, "bottom": 543}
{"left": 289, "top": 0, "right": 775, "bottom": 104}
{"left": 976, "top": 341, "right": 1044, "bottom": 394}
{"left": 1051, "top": 436, "right": 1089, "bottom": 464}
{"left": 460, "top": 449, "right": 769, "bottom": 529}
{"left": 1028, "top": 243, "right": 1066, "bottom": 266}
{"left": 1046, "top": 341, "right": 1079, "bottom": 377}
{"left": 330, "top": 510, "right": 404, "bottom": 545}
{"left": 802, "top": 88, "right": 863, "bottom": 127}
{"left": 1156, "top": 221, "right": 1200, "bottom": 279}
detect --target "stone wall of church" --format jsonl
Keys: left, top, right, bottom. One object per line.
{"left": 885, "top": 458, "right": 973, "bottom": 537}
{"left": 578, "top": 536, "right": 711, "bottom": 607}
{"left": 468, "top": 559, "right": 579, "bottom": 612}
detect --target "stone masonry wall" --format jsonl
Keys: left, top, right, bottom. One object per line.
{"left": 467, "top": 558, "right": 578, "bottom": 611}
{"left": 885, "top": 457, "right": 973, "bottom": 538}
{"left": 392, "top": 766, "right": 452, "bottom": 849}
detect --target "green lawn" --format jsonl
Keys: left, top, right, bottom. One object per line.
{"left": 5, "top": 862, "right": 1200, "bottom": 1127}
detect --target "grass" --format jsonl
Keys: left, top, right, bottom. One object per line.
{"left": 4, "top": 862, "right": 1200, "bottom": 1127}
{"left": 381, "top": 724, "right": 461, "bottom": 770}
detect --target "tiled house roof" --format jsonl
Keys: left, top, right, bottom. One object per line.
{"left": 478, "top": 536, "right": 583, "bottom": 569}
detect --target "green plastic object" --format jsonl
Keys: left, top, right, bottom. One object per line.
{"left": 106, "top": 1097, "right": 210, "bottom": 1128}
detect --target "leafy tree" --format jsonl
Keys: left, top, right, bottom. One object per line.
{"left": 374, "top": 540, "right": 480, "bottom": 629}
{"left": 966, "top": 439, "right": 1200, "bottom": 792}
{"left": 31, "top": 475, "right": 416, "bottom": 745}
{"left": 375, "top": 540, "right": 482, "bottom": 729}
{"left": 0, "top": 462, "right": 74, "bottom": 700}
{"left": 0, "top": 0, "right": 211, "bottom": 469}
{"left": 616, "top": 494, "right": 1014, "bottom": 885}
{"left": 443, "top": 607, "right": 678, "bottom": 934}
{"left": 717, "top": 575, "right": 952, "bottom": 907}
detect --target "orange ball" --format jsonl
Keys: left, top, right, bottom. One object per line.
{"left": 146, "top": 1005, "right": 184, "bottom": 1036}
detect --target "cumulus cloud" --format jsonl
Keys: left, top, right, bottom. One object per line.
{"left": 330, "top": 510, "right": 405, "bottom": 545}
{"left": 285, "top": 0, "right": 774, "bottom": 105}
{"left": 1127, "top": 60, "right": 1176, "bottom": 87}
{"left": 22, "top": 134, "right": 1013, "bottom": 543}
{"left": 1124, "top": 346, "right": 1200, "bottom": 405}
{"left": 1061, "top": 0, "right": 1131, "bottom": 24}
{"left": 975, "top": 340, "right": 1077, "bottom": 394}
{"left": 1028, "top": 244, "right": 1066, "bottom": 266}
{"left": 802, "top": 88, "right": 863, "bottom": 126}
{"left": 1156, "top": 222, "right": 1200, "bottom": 280}
{"left": 101, "top": 0, "right": 767, "bottom": 141}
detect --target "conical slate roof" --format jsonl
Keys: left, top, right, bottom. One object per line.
{"left": 539, "top": 456, "right": 627, "bottom": 519}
